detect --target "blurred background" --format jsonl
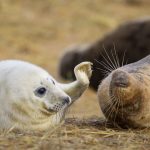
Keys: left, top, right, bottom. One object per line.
{"left": 0, "top": 0, "right": 150, "bottom": 118}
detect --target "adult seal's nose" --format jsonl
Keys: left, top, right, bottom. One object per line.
{"left": 111, "top": 70, "right": 129, "bottom": 88}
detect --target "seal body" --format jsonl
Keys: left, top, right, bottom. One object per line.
{"left": 59, "top": 18, "right": 150, "bottom": 90}
{"left": 0, "top": 60, "right": 92, "bottom": 131}
{"left": 98, "top": 55, "right": 150, "bottom": 128}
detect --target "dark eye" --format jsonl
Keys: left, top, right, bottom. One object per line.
{"left": 35, "top": 87, "right": 47, "bottom": 97}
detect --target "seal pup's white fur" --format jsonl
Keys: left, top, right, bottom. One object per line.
{"left": 0, "top": 60, "right": 92, "bottom": 131}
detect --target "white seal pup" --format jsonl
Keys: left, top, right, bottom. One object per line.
{"left": 0, "top": 60, "right": 92, "bottom": 131}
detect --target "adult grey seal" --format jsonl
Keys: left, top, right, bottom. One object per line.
{"left": 98, "top": 55, "right": 150, "bottom": 128}
{"left": 59, "top": 18, "right": 150, "bottom": 90}
{"left": 0, "top": 60, "right": 92, "bottom": 131}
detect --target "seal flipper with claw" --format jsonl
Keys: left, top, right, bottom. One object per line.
{"left": 58, "top": 62, "right": 93, "bottom": 103}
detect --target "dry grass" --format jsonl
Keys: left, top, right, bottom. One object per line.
{"left": 0, "top": 0, "right": 150, "bottom": 149}
{"left": 1, "top": 118, "right": 150, "bottom": 150}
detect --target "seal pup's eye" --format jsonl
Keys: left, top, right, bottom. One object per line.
{"left": 35, "top": 87, "right": 47, "bottom": 97}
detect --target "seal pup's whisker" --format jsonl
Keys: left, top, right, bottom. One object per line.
{"left": 0, "top": 60, "right": 92, "bottom": 131}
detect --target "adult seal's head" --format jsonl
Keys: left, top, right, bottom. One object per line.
{"left": 0, "top": 60, "right": 92, "bottom": 131}
{"left": 98, "top": 55, "right": 150, "bottom": 128}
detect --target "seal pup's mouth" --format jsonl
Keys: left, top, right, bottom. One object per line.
{"left": 45, "top": 97, "right": 71, "bottom": 113}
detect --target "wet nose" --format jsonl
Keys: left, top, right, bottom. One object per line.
{"left": 62, "top": 97, "right": 71, "bottom": 105}
{"left": 111, "top": 70, "right": 129, "bottom": 87}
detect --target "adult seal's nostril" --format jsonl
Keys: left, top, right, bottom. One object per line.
{"left": 112, "top": 70, "right": 129, "bottom": 87}
{"left": 62, "top": 97, "right": 71, "bottom": 105}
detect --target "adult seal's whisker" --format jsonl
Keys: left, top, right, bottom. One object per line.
{"left": 98, "top": 55, "right": 150, "bottom": 128}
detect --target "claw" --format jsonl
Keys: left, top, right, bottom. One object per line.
{"left": 74, "top": 62, "right": 93, "bottom": 84}
{"left": 58, "top": 61, "right": 93, "bottom": 102}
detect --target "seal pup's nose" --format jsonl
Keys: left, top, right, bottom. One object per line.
{"left": 111, "top": 70, "right": 129, "bottom": 88}
{"left": 62, "top": 97, "right": 71, "bottom": 105}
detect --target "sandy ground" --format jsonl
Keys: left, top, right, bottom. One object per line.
{"left": 0, "top": 0, "right": 150, "bottom": 149}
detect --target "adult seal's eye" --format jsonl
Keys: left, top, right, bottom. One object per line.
{"left": 35, "top": 87, "right": 47, "bottom": 97}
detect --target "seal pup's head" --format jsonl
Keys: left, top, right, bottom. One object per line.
{"left": 0, "top": 60, "right": 72, "bottom": 131}
{"left": 98, "top": 55, "right": 150, "bottom": 128}
{"left": 0, "top": 60, "right": 92, "bottom": 131}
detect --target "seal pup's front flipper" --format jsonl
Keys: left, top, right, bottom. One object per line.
{"left": 58, "top": 62, "right": 92, "bottom": 103}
